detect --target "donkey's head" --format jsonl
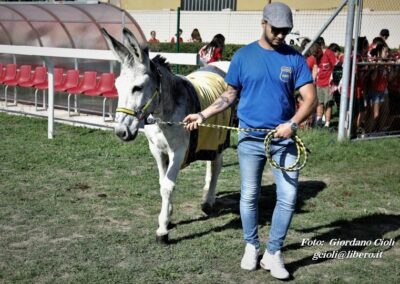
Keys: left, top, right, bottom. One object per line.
{"left": 101, "top": 28, "right": 160, "bottom": 141}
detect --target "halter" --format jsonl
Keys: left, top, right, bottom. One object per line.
{"left": 116, "top": 88, "right": 160, "bottom": 120}
{"left": 116, "top": 70, "right": 162, "bottom": 120}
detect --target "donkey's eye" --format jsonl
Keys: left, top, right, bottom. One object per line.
{"left": 132, "top": 86, "right": 142, "bottom": 93}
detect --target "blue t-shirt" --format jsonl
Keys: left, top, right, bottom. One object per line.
{"left": 225, "top": 41, "right": 312, "bottom": 137}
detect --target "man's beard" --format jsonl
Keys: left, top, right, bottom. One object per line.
{"left": 264, "top": 33, "right": 283, "bottom": 49}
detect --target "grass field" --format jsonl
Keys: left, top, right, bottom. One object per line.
{"left": 0, "top": 112, "right": 399, "bottom": 283}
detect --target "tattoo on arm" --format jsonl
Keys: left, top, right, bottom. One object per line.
{"left": 211, "top": 95, "right": 230, "bottom": 110}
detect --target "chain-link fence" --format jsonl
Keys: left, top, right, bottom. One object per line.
{"left": 348, "top": 0, "right": 400, "bottom": 140}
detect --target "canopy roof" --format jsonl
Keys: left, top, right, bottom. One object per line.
{"left": 0, "top": 2, "right": 146, "bottom": 49}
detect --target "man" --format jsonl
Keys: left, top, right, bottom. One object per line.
{"left": 184, "top": 2, "right": 316, "bottom": 280}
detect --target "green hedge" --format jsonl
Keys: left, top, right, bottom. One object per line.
{"left": 148, "top": 42, "right": 244, "bottom": 75}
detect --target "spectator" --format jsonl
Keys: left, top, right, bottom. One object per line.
{"left": 365, "top": 42, "right": 390, "bottom": 132}
{"left": 189, "top": 28, "right": 202, "bottom": 43}
{"left": 171, "top": 29, "right": 183, "bottom": 43}
{"left": 306, "top": 42, "right": 323, "bottom": 81}
{"left": 386, "top": 60, "right": 400, "bottom": 130}
{"left": 352, "top": 36, "right": 369, "bottom": 135}
{"left": 369, "top": 36, "right": 386, "bottom": 56}
{"left": 148, "top": 30, "right": 160, "bottom": 43}
{"left": 315, "top": 43, "right": 341, "bottom": 127}
{"left": 299, "top": 37, "right": 311, "bottom": 54}
{"left": 198, "top": 34, "right": 225, "bottom": 66}
{"left": 379, "top": 28, "right": 390, "bottom": 42}
{"left": 316, "top": 36, "right": 327, "bottom": 52}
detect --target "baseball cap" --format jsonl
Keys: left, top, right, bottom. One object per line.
{"left": 263, "top": 2, "right": 293, "bottom": 29}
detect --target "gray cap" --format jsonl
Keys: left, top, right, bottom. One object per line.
{"left": 263, "top": 2, "right": 293, "bottom": 29}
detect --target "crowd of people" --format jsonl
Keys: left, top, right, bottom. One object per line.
{"left": 300, "top": 28, "right": 400, "bottom": 136}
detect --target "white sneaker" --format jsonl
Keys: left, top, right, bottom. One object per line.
{"left": 240, "top": 243, "right": 259, "bottom": 271}
{"left": 260, "top": 250, "right": 290, "bottom": 280}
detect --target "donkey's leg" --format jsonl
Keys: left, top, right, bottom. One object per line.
{"left": 149, "top": 142, "right": 168, "bottom": 187}
{"left": 156, "top": 148, "right": 186, "bottom": 243}
{"left": 201, "top": 153, "right": 223, "bottom": 215}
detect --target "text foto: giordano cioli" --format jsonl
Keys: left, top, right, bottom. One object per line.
{"left": 301, "top": 238, "right": 395, "bottom": 247}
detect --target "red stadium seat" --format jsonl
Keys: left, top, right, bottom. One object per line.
{"left": 65, "top": 71, "right": 97, "bottom": 116}
{"left": 102, "top": 86, "right": 118, "bottom": 122}
{"left": 4, "top": 65, "right": 32, "bottom": 106}
{"left": 84, "top": 73, "right": 115, "bottom": 97}
{"left": 55, "top": 69, "right": 79, "bottom": 92}
{"left": 18, "top": 66, "right": 47, "bottom": 110}
{"left": 0, "top": 64, "right": 16, "bottom": 84}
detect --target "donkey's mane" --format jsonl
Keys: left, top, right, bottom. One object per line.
{"left": 152, "top": 55, "right": 171, "bottom": 72}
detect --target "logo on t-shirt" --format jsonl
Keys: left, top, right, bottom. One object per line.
{"left": 280, "top": 66, "right": 292, "bottom": 83}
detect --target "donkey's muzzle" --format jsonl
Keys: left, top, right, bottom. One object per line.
{"left": 115, "top": 124, "right": 137, "bottom": 141}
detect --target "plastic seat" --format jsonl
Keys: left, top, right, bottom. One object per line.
{"left": 32, "top": 67, "right": 65, "bottom": 111}
{"left": 65, "top": 71, "right": 97, "bottom": 116}
{"left": 55, "top": 69, "right": 78, "bottom": 92}
{"left": 53, "top": 67, "right": 65, "bottom": 89}
{"left": 102, "top": 86, "right": 118, "bottom": 122}
{"left": 4, "top": 65, "right": 32, "bottom": 106}
{"left": 17, "top": 66, "right": 47, "bottom": 110}
{"left": 0, "top": 64, "right": 16, "bottom": 84}
{"left": 84, "top": 73, "right": 115, "bottom": 96}
{"left": 0, "top": 63, "right": 3, "bottom": 82}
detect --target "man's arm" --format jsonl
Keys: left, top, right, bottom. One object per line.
{"left": 183, "top": 85, "right": 238, "bottom": 131}
{"left": 275, "top": 83, "right": 317, "bottom": 138}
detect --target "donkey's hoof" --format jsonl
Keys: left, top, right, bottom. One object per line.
{"left": 201, "top": 203, "right": 214, "bottom": 215}
{"left": 156, "top": 234, "right": 169, "bottom": 245}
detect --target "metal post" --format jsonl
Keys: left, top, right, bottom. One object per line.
{"left": 347, "top": 0, "right": 363, "bottom": 138}
{"left": 302, "top": 0, "right": 348, "bottom": 56}
{"left": 175, "top": 7, "right": 181, "bottom": 74}
{"left": 44, "top": 57, "right": 54, "bottom": 139}
{"left": 338, "top": 0, "right": 356, "bottom": 141}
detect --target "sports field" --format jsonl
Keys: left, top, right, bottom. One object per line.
{"left": 0, "top": 113, "right": 399, "bottom": 283}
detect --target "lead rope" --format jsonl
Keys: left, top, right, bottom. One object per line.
{"left": 153, "top": 119, "right": 309, "bottom": 172}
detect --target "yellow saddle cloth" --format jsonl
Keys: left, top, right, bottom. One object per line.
{"left": 183, "top": 70, "right": 232, "bottom": 166}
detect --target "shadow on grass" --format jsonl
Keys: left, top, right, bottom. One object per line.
{"left": 286, "top": 213, "right": 400, "bottom": 275}
{"left": 168, "top": 180, "right": 327, "bottom": 244}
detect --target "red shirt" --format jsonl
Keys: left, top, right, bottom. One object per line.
{"left": 208, "top": 47, "right": 222, "bottom": 63}
{"left": 372, "top": 68, "right": 388, "bottom": 93}
{"left": 306, "top": 56, "right": 316, "bottom": 71}
{"left": 316, "top": 49, "right": 337, "bottom": 87}
{"left": 170, "top": 36, "right": 183, "bottom": 43}
{"left": 148, "top": 38, "right": 159, "bottom": 43}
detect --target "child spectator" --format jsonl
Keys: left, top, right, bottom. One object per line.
{"left": 386, "top": 63, "right": 400, "bottom": 130}
{"left": 171, "top": 29, "right": 183, "bottom": 43}
{"left": 148, "top": 30, "right": 160, "bottom": 43}
{"left": 315, "top": 43, "right": 341, "bottom": 127}
{"left": 365, "top": 42, "right": 390, "bottom": 132}
{"left": 189, "top": 28, "right": 202, "bottom": 43}
{"left": 198, "top": 34, "right": 225, "bottom": 66}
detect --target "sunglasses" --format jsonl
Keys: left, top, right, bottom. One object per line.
{"left": 270, "top": 26, "right": 292, "bottom": 36}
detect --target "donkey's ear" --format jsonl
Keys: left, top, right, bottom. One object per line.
{"left": 101, "top": 28, "right": 132, "bottom": 64}
{"left": 122, "top": 27, "right": 148, "bottom": 64}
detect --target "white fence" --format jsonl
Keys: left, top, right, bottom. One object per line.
{"left": 129, "top": 9, "right": 400, "bottom": 48}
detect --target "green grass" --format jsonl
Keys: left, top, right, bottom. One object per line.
{"left": 0, "top": 113, "right": 399, "bottom": 283}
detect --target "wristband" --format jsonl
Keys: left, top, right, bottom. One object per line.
{"left": 198, "top": 112, "right": 206, "bottom": 121}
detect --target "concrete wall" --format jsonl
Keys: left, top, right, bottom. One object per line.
{"left": 129, "top": 9, "right": 400, "bottom": 48}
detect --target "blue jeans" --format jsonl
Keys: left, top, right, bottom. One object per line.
{"left": 237, "top": 132, "right": 299, "bottom": 253}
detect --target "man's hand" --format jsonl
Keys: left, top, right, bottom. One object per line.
{"left": 274, "top": 122, "right": 294, "bottom": 139}
{"left": 183, "top": 113, "right": 204, "bottom": 131}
